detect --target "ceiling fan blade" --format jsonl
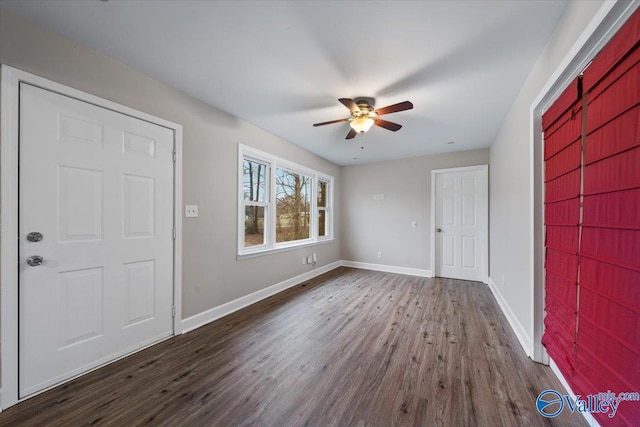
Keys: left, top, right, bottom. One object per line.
{"left": 345, "top": 128, "right": 357, "bottom": 139}
{"left": 374, "top": 118, "right": 402, "bottom": 132}
{"left": 339, "top": 98, "right": 361, "bottom": 114}
{"left": 313, "top": 118, "right": 350, "bottom": 127}
{"left": 375, "top": 101, "right": 413, "bottom": 116}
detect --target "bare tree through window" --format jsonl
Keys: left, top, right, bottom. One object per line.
{"left": 276, "top": 168, "right": 311, "bottom": 242}
{"left": 238, "top": 145, "right": 333, "bottom": 255}
{"left": 243, "top": 159, "right": 267, "bottom": 246}
{"left": 318, "top": 180, "right": 328, "bottom": 237}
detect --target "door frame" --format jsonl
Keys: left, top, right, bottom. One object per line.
{"left": 0, "top": 65, "right": 184, "bottom": 409}
{"left": 529, "top": 0, "right": 638, "bottom": 364}
{"left": 430, "top": 165, "right": 488, "bottom": 283}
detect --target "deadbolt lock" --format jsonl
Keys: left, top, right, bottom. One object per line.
{"left": 26, "top": 232, "right": 43, "bottom": 242}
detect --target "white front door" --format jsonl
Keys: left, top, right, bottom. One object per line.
{"left": 434, "top": 166, "right": 487, "bottom": 282}
{"left": 19, "top": 83, "right": 175, "bottom": 397}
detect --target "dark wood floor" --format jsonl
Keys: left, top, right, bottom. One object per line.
{"left": 0, "top": 267, "right": 585, "bottom": 426}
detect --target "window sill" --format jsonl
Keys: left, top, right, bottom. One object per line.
{"left": 237, "top": 238, "right": 334, "bottom": 260}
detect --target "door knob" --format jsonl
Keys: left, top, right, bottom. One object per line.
{"left": 26, "top": 255, "right": 44, "bottom": 266}
{"left": 437, "top": 228, "right": 442, "bottom": 233}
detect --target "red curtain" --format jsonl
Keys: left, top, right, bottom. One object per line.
{"left": 542, "top": 77, "right": 582, "bottom": 378}
{"left": 542, "top": 8, "right": 640, "bottom": 426}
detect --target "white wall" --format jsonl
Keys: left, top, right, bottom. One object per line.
{"left": 488, "top": 0, "right": 605, "bottom": 355}
{"left": 341, "top": 149, "right": 489, "bottom": 271}
{"left": 0, "top": 11, "right": 342, "bottom": 319}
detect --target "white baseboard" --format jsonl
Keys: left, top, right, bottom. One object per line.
{"left": 550, "top": 358, "right": 600, "bottom": 427}
{"left": 341, "top": 260, "right": 432, "bottom": 278}
{"left": 487, "top": 277, "right": 533, "bottom": 356}
{"left": 181, "top": 261, "right": 341, "bottom": 333}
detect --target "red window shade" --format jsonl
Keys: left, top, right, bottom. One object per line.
{"left": 545, "top": 225, "right": 579, "bottom": 253}
{"left": 542, "top": 76, "right": 581, "bottom": 131}
{"left": 542, "top": 78, "right": 582, "bottom": 382}
{"left": 545, "top": 169, "right": 581, "bottom": 203}
{"left": 582, "top": 9, "right": 640, "bottom": 93}
{"left": 585, "top": 52, "right": 640, "bottom": 134}
{"left": 574, "top": 319, "right": 639, "bottom": 426}
{"left": 579, "top": 258, "right": 640, "bottom": 318}
{"left": 586, "top": 107, "right": 640, "bottom": 165}
{"left": 581, "top": 227, "right": 640, "bottom": 270}
{"left": 582, "top": 189, "right": 640, "bottom": 229}
{"left": 545, "top": 141, "right": 582, "bottom": 181}
{"left": 542, "top": 268, "right": 577, "bottom": 376}
{"left": 544, "top": 198, "right": 580, "bottom": 226}
{"left": 544, "top": 105, "right": 582, "bottom": 160}
{"left": 584, "top": 146, "right": 640, "bottom": 195}
{"left": 543, "top": 8, "right": 639, "bottom": 426}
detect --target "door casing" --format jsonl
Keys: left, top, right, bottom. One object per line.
{"left": 0, "top": 65, "right": 184, "bottom": 410}
{"left": 430, "top": 165, "right": 488, "bottom": 283}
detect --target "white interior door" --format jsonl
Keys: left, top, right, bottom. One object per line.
{"left": 19, "top": 83, "right": 175, "bottom": 397}
{"left": 434, "top": 167, "right": 487, "bottom": 282}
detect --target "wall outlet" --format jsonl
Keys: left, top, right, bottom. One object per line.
{"left": 312, "top": 253, "right": 317, "bottom": 262}
{"left": 307, "top": 255, "right": 313, "bottom": 264}
{"left": 411, "top": 221, "right": 418, "bottom": 228}
{"left": 185, "top": 204, "right": 198, "bottom": 218}
{"left": 302, "top": 257, "right": 307, "bottom": 265}
{"left": 377, "top": 251, "right": 382, "bottom": 258}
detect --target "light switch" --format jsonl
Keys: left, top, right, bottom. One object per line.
{"left": 411, "top": 221, "right": 418, "bottom": 228}
{"left": 185, "top": 205, "right": 198, "bottom": 218}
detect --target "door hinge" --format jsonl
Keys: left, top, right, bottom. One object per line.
{"left": 173, "top": 150, "right": 177, "bottom": 162}
{"left": 172, "top": 305, "right": 176, "bottom": 317}
{"left": 172, "top": 227, "right": 176, "bottom": 240}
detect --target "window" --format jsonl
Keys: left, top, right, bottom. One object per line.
{"left": 275, "top": 168, "right": 311, "bottom": 243}
{"left": 242, "top": 158, "right": 268, "bottom": 247}
{"left": 238, "top": 145, "right": 333, "bottom": 257}
{"left": 317, "top": 180, "right": 328, "bottom": 237}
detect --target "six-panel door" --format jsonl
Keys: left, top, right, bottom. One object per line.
{"left": 19, "top": 84, "right": 175, "bottom": 397}
{"left": 435, "top": 169, "right": 486, "bottom": 282}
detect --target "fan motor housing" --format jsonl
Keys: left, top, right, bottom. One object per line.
{"left": 353, "top": 97, "right": 375, "bottom": 116}
{"left": 353, "top": 97, "right": 375, "bottom": 108}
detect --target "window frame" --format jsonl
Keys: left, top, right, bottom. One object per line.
{"left": 241, "top": 156, "right": 270, "bottom": 250}
{"left": 237, "top": 144, "right": 334, "bottom": 258}
{"left": 317, "top": 178, "right": 331, "bottom": 241}
{"left": 274, "top": 165, "right": 313, "bottom": 245}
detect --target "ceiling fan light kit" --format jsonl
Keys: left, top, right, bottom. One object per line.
{"left": 350, "top": 116, "right": 375, "bottom": 133}
{"left": 313, "top": 97, "right": 413, "bottom": 139}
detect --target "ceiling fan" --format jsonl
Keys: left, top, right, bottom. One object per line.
{"left": 313, "top": 97, "right": 413, "bottom": 139}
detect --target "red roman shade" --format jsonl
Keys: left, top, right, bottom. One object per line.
{"left": 542, "top": 8, "right": 639, "bottom": 426}
{"left": 542, "top": 77, "right": 582, "bottom": 379}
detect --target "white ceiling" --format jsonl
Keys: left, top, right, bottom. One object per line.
{"left": 1, "top": 0, "right": 568, "bottom": 166}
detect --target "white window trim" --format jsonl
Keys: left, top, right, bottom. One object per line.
{"left": 240, "top": 155, "right": 271, "bottom": 250}
{"left": 317, "top": 178, "right": 332, "bottom": 241}
{"left": 237, "top": 144, "right": 334, "bottom": 258}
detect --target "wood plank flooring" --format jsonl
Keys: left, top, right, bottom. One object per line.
{"left": 0, "top": 267, "right": 585, "bottom": 426}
